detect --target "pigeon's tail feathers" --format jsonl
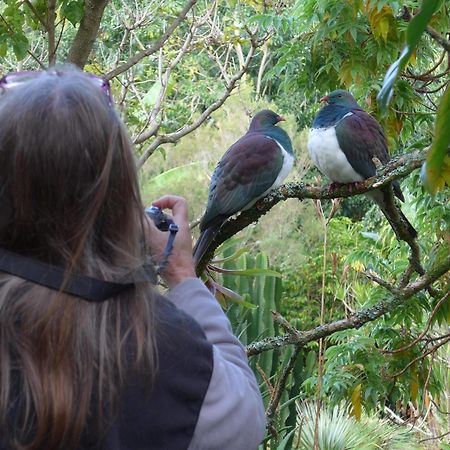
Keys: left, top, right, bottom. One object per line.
{"left": 193, "top": 224, "right": 221, "bottom": 270}
{"left": 382, "top": 207, "right": 418, "bottom": 241}
{"left": 393, "top": 180, "right": 405, "bottom": 202}
{"left": 367, "top": 189, "right": 417, "bottom": 240}
{"left": 396, "top": 208, "right": 417, "bottom": 239}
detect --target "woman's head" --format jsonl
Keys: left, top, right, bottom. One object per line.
{"left": 0, "top": 69, "right": 143, "bottom": 272}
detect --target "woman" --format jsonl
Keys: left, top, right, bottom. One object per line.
{"left": 0, "top": 70, "right": 265, "bottom": 449}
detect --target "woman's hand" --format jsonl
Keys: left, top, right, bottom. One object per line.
{"left": 145, "top": 195, "right": 197, "bottom": 289}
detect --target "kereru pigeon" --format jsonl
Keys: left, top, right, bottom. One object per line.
{"left": 193, "top": 109, "right": 294, "bottom": 266}
{"left": 308, "top": 89, "right": 417, "bottom": 239}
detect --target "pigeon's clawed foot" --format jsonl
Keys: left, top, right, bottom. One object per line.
{"left": 328, "top": 182, "right": 343, "bottom": 191}
{"left": 327, "top": 181, "right": 365, "bottom": 193}
{"left": 348, "top": 181, "right": 366, "bottom": 193}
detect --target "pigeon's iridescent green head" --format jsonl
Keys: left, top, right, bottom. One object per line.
{"left": 249, "top": 109, "right": 284, "bottom": 131}
{"left": 320, "top": 90, "right": 359, "bottom": 107}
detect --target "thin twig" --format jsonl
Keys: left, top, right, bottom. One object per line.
{"left": 391, "top": 336, "right": 450, "bottom": 378}
{"left": 272, "top": 311, "right": 299, "bottom": 336}
{"left": 384, "top": 406, "right": 431, "bottom": 437}
{"left": 266, "top": 345, "right": 302, "bottom": 432}
{"left": 314, "top": 201, "right": 328, "bottom": 450}
{"left": 431, "top": 399, "right": 450, "bottom": 415}
{"left": 105, "top": 0, "right": 198, "bottom": 80}
{"left": 364, "top": 270, "right": 399, "bottom": 294}
{"left": 256, "top": 363, "right": 275, "bottom": 398}
{"left": 419, "top": 354, "right": 434, "bottom": 420}
{"left": 133, "top": 22, "right": 198, "bottom": 144}
{"left": 419, "top": 429, "right": 450, "bottom": 443}
{"left": 54, "top": 18, "right": 66, "bottom": 57}
{"left": 404, "top": 50, "right": 447, "bottom": 80}
{"left": 382, "top": 292, "right": 450, "bottom": 354}
{"left": 427, "top": 332, "right": 450, "bottom": 342}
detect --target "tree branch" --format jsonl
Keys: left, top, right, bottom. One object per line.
{"left": 54, "top": 18, "right": 66, "bottom": 58}
{"left": 246, "top": 251, "right": 450, "bottom": 356}
{"left": 47, "top": 0, "right": 57, "bottom": 66}
{"left": 256, "top": 40, "right": 270, "bottom": 97}
{"left": 137, "top": 36, "right": 261, "bottom": 167}
{"left": 105, "top": 0, "right": 197, "bottom": 80}
{"left": 195, "top": 148, "right": 427, "bottom": 274}
{"left": 425, "top": 25, "right": 450, "bottom": 53}
{"left": 132, "top": 23, "right": 197, "bottom": 145}
{"left": 381, "top": 291, "right": 450, "bottom": 355}
{"left": 377, "top": 183, "right": 424, "bottom": 278}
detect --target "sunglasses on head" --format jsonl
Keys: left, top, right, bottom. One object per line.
{"left": 0, "top": 70, "right": 113, "bottom": 105}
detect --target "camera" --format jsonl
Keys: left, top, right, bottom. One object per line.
{"left": 145, "top": 206, "right": 174, "bottom": 232}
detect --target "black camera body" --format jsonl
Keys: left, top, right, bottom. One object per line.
{"left": 145, "top": 206, "right": 174, "bottom": 232}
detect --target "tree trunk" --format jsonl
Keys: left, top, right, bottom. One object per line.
{"left": 66, "top": 0, "right": 109, "bottom": 68}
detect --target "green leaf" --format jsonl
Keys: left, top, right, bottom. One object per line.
{"left": 11, "top": 33, "right": 29, "bottom": 60}
{"left": 212, "top": 281, "right": 243, "bottom": 301}
{"left": 143, "top": 81, "right": 161, "bottom": 108}
{"left": 143, "top": 162, "right": 206, "bottom": 192}
{"left": 305, "top": 350, "right": 316, "bottom": 377}
{"left": 60, "top": 0, "right": 84, "bottom": 27}
{"left": 213, "top": 281, "right": 256, "bottom": 308}
{"left": 275, "top": 428, "right": 296, "bottom": 450}
{"left": 422, "top": 85, "right": 450, "bottom": 193}
{"left": 215, "top": 237, "right": 245, "bottom": 255}
{"left": 351, "top": 383, "right": 363, "bottom": 421}
{"left": 360, "top": 231, "right": 380, "bottom": 241}
{"left": 0, "top": 40, "right": 7, "bottom": 57}
{"left": 211, "top": 267, "right": 282, "bottom": 277}
{"left": 377, "top": 0, "right": 442, "bottom": 110}
{"left": 279, "top": 393, "right": 302, "bottom": 410}
{"left": 211, "top": 246, "right": 251, "bottom": 264}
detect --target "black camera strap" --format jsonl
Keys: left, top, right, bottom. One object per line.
{"left": 0, "top": 247, "right": 152, "bottom": 302}
{"left": 156, "top": 223, "right": 179, "bottom": 272}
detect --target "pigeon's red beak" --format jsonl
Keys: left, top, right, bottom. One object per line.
{"left": 320, "top": 96, "right": 329, "bottom": 103}
{"left": 277, "top": 115, "right": 286, "bottom": 122}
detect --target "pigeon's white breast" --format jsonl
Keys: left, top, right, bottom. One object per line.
{"left": 308, "top": 126, "right": 363, "bottom": 183}
{"left": 271, "top": 139, "right": 294, "bottom": 189}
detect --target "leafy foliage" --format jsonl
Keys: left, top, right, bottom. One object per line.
{"left": 294, "top": 402, "right": 422, "bottom": 450}
{"left": 377, "top": 0, "right": 444, "bottom": 110}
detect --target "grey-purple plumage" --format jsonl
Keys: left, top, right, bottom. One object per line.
{"left": 193, "top": 110, "right": 294, "bottom": 268}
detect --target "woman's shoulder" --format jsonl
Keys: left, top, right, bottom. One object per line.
{"left": 154, "top": 292, "right": 208, "bottom": 340}
{"left": 152, "top": 292, "right": 213, "bottom": 372}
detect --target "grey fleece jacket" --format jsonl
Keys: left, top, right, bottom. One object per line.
{"left": 168, "top": 278, "right": 266, "bottom": 450}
